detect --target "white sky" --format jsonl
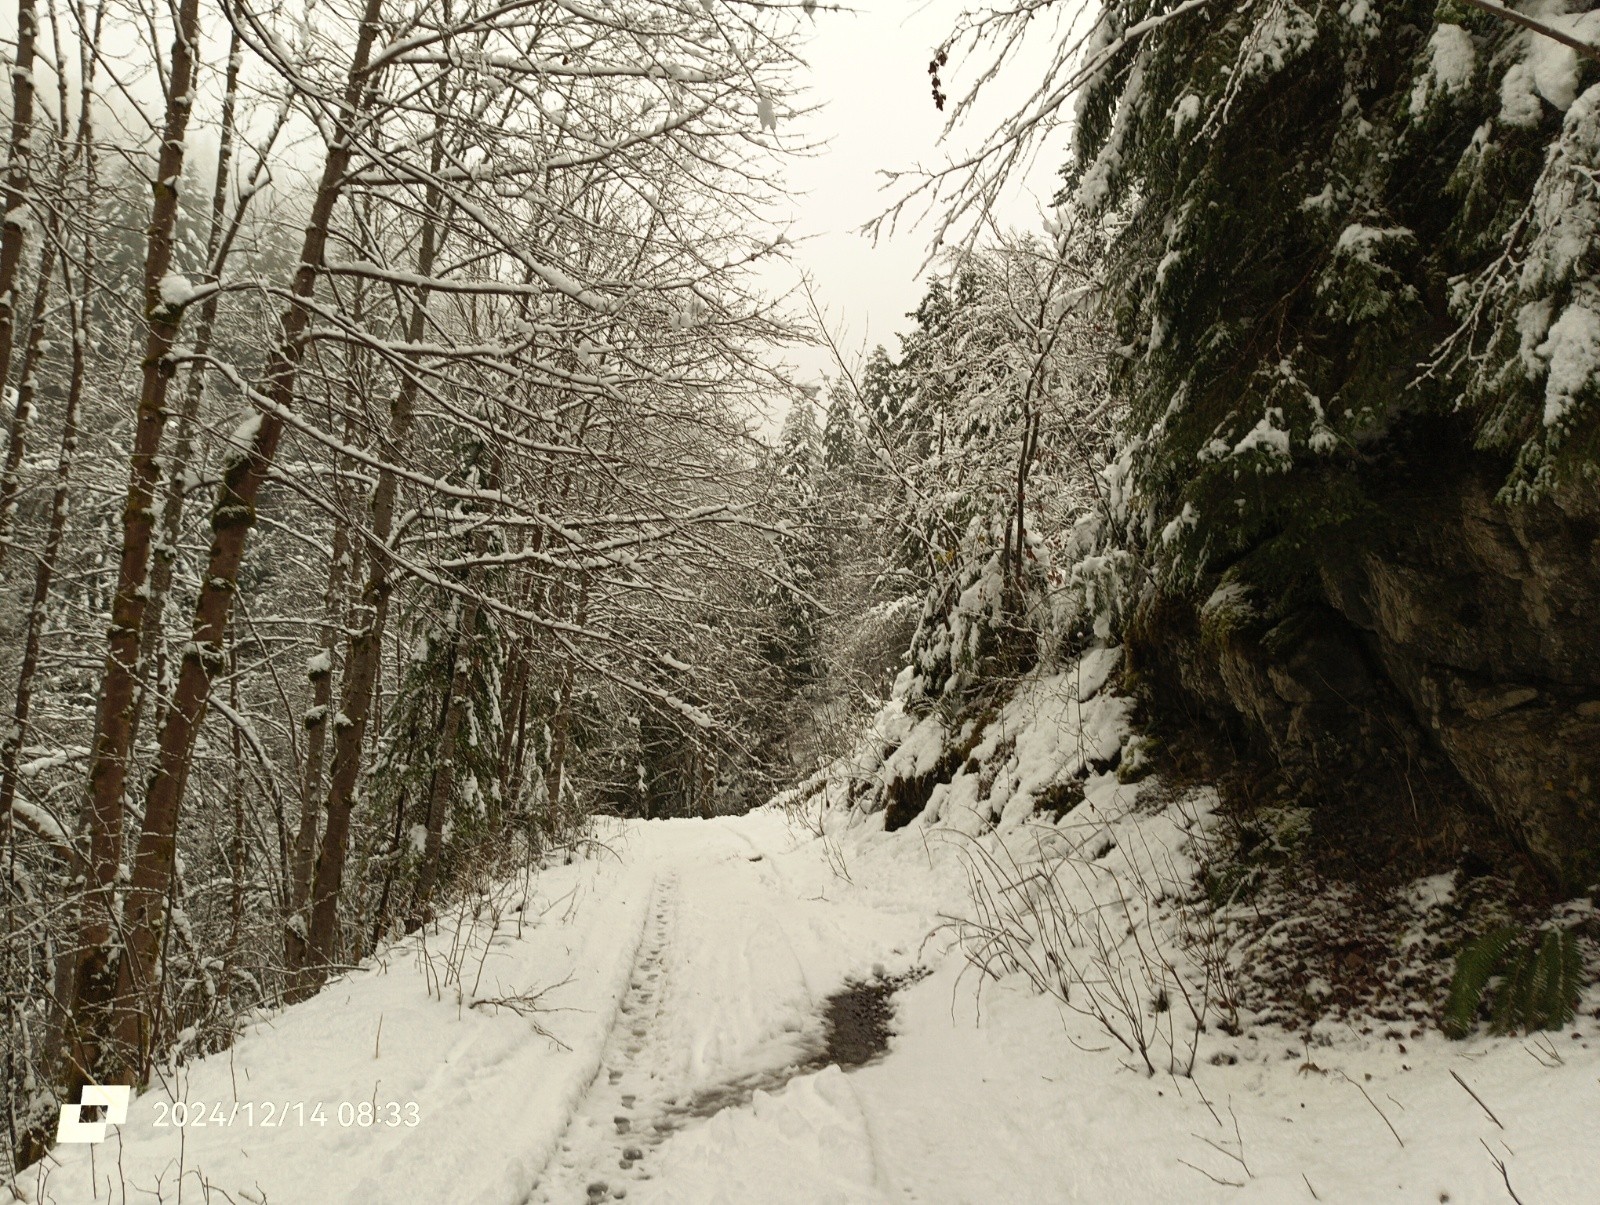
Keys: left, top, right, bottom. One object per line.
{"left": 762, "top": 1, "right": 1068, "bottom": 393}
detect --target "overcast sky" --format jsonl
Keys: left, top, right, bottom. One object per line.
{"left": 764, "top": 1, "right": 1066, "bottom": 396}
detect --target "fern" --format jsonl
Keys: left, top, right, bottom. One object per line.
{"left": 1443, "top": 925, "right": 1582, "bottom": 1040}
{"left": 1442, "top": 925, "right": 1519, "bottom": 1039}
{"left": 1488, "top": 941, "right": 1536, "bottom": 1036}
{"left": 1518, "top": 930, "right": 1580, "bottom": 1034}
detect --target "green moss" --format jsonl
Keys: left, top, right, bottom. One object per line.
{"left": 1117, "top": 734, "right": 1159, "bottom": 784}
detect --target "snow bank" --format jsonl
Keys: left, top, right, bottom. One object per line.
{"left": 21, "top": 841, "right": 656, "bottom": 1205}
{"left": 752, "top": 649, "right": 1600, "bottom": 1203}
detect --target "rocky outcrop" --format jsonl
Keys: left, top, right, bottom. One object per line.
{"left": 1319, "top": 470, "right": 1600, "bottom": 890}
{"left": 1129, "top": 455, "right": 1600, "bottom": 891}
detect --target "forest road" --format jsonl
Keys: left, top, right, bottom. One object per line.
{"left": 525, "top": 813, "right": 928, "bottom": 1205}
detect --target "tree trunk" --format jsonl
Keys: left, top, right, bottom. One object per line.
{"left": 220, "top": 658, "right": 247, "bottom": 1010}
{"left": 0, "top": 234, "right": 57, "bottom": 564}
{"left": 407, "top": 596, "right": 480, "bottom": 931}
{"left": 298, "top": 135, "right": 451, "bottom": 997}
{"left": 130, "top": 27, "right": 246, "bottom": 751}
{"left": 284, "top": 471, "right": 350, "bottom": 974}
{"left": 86, "top": 0, "right": 387, "bottom": 1082}
{"left": 0, "top": 0, "right": 39, "bottom": 441}
{"left": 68, "top": 0, "right": 204, "bottom": 1088}
{"left": 0, "top": 257, "right": 86, "bottom": 843}
{"left": 497, "top": 642, "right": 527, "bottom": 808}
{"left": 544, "top": 665, "right": 575, "bottom": 827}
{"left": 32, "top": 0, "right": 102, "bottom": 1121}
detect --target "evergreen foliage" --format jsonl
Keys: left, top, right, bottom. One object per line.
{"left": 360, "top": 598, "right": 504, "bottom": 935}
{"left": 1442, "top": 924, "right": 1581, "bottom": 1039}
{"left": 765, "top": 392, "right": 828, "bottom": 689}
{"left": 1070, "top": 0, "right": 1600, "bottom": 603}
{"left": 850, "top": 232, "right": 1115, "bottom": 709}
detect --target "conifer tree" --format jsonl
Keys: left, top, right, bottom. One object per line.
{"left": 765, "top": 395, "right": 827, "bottom": 689}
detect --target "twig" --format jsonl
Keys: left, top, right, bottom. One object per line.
{"left": 1450, "top": 1068, "right": 1504, "bottom": 1129}
{"left": 1176, "top": 1158, "right": 1243, "bottom": 1189}
{"left": 1341, "top": 1074, "right": 1404, "bottom": 1148}
{"left": 1480, "top": 1138, "right": 1526, "bottom": 1205}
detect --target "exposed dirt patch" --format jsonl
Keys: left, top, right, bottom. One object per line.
{"left": 818, "top": 969, "right": 929, "bottom": 1068}
{"left": 647, "top": 967, "right": 930, "bottom": 1140}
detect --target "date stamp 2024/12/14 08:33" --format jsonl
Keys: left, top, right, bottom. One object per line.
{"left": 56, "top": 1086, "right": 421, "bottom": 1145}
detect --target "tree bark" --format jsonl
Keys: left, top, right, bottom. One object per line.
{"left": 0, "top": 234, "right": 57, "bottom": 565}
{"left": 298, "top": 132, "right": 451, "bottom": 997}
{"left": 89, "top": 0, "right": 387, "bottom": 1081}
{"left": 283, "top": 477, "right": 350, "bottom": 974}
{"left": 0, "top": 255, "right": 85, "bottom": 843}
{"left": 0, "top": 0, "right": 39, "bottom": 435}
{"left": 68, "top": 0, "right": 204, "bottom": 1088}
{"left": 131, "top": 27, "right": 246, "bottom": 750}
{"left": 406, "top": 598, "right": 478, "bottom": 931}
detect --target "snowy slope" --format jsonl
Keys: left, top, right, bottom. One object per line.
{"left": 16, "top": 657, "right": 1600, "bottom": 1203}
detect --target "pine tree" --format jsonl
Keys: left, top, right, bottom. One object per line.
{"left": 821, "top": 387, "right": 860, "bottom": 475}
{"left": 765, "top": 394, "right": 827, "bottom": 689}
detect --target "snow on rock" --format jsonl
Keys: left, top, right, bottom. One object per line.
{"left": 1201, "top": 578, "right": 1254, "bottom": 621}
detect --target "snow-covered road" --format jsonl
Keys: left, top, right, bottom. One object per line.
{"left": 527, "top": 817, "right": 922, "bottom": 1204}
{"left": 23, "top": 806, "right": 1600, "bottom": 1204}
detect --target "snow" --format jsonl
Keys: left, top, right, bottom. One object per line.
{"left": 1242, "top": 1, "right": 1318, "bottom": 79}
{"left": 20, "top": 655, "right": 1600, "bottom": 1205}
{"left": 1500, "top": 62, "right": 1544, "bottom": 129}
{"left": 1334, "top": 221, "right": 1412, "bottom": 261}
{"left": 1075, "top": 54, "right": 1146, "bottom": 213}
{"left": 1534, "top": 298, "right": 1600, "bottom": 427}
{"left": 225, "top": 412, "right": 262, "bottom": 455}
{"left": 1202, "top": 579, "right": 1253, "bottom": 620}
{"left": 1232, "top": 407, "right": 1292, "bottom": 462}
{"left": 1410, "top": 23, "right": 1475, "bottom": 116}
{"left": 1160, "top": 500, "right": 1197, "bottom": 545}
{"left": 157, "top": 273, "right": 195, "bottom": 308}
{"left": 1525, "top": 8, "right": 1600, "bottom": 113}
{"left": 9, "top": 799, "right": 68, "bottom": 847}
{"left": 1171, "top": 93, "right": 1201, "bottom": 134}
{"left": 1343, "top": 0, "right": 1375, "bottom": 34}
